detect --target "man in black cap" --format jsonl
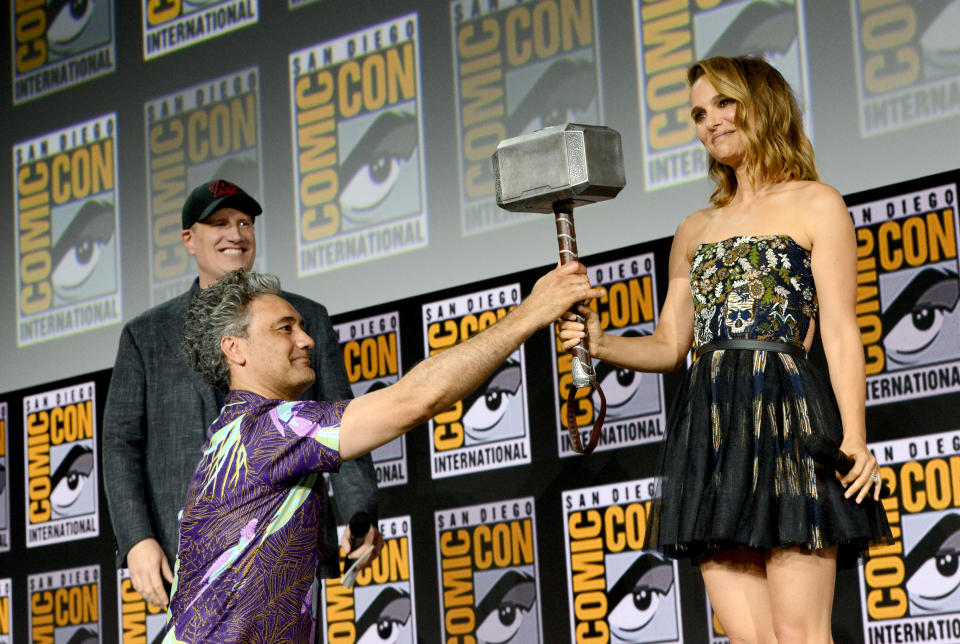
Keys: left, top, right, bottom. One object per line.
{"left": 103, "top": 180, "right": 381, "bottom": 610}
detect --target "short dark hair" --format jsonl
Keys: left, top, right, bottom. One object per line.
{"left": 182, "top": 269, "right": 281, "bottom": 390}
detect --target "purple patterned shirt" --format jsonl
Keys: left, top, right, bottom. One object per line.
{"left": 163, "top": 390, "right": 344, "bottom": 643}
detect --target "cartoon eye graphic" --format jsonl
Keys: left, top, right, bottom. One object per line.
{"left": 599, "top": 366, "right": 640, "bottom": 406}
{"left": 363, "top": 380, "right": 389, "bottom": 395}
{"left": 883, "top": 268, "right": 959, "bottom": 367}
{"left": 475, "top": 570, "right": 536, "bottom": 644}
{"left": 607, "top": 553, "right": 675, "bottom": 640}
{"left": 594, "top": 330, "right": 646, "bottom": 418}
{"left": 356, "top": 587, "right": 411, "bottom": 644}
{"left": 65, "top": 626, "right": 99, "bottom": 644}
{"left": 914, "top": 549, "right": 960, "bottom": 594}
{"left": 50, "top": 445, "right": 94, "bottom": 515}
{"left": 508, "top": 57, "right": 597, "bottom": 136}
{"left": 905, "top": 513, "right": 960, "bottom": 614}
{"left": 359, "top": 379, "right": 405, "bottom": 460}
{"left": 183, "top": 0, "right": 222, "bottom": 8}
{"left": 340, "top": 111, "right": 418, "bottom": 215}
{"left": 613, "top": 587, "right": 662, "bottom": 630}
{"left": 51, "top": 199, "right": 115, "bottom": 299}
{"left": 213, "top": 156, "right": 260, "bottom": 197}
{"left": 46, "top": 0, "right": 97, "bottom": 51}
{"left": 918, "top": 0, "right": 960, "bottom": 75}
{"left": 888, "top": 308, "right": 947, "bottom": 352}
{"left": 462, "top": 361, "right": 522, "bottom": 441}
{"left": 704, "top": 2, "right": 797, "bottom": 60}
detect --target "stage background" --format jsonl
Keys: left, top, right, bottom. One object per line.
{"left": 2, "top": 0, "right": 959, "bottom": 392}
{"left": 2, "top": 2, "right": 959, "bottom": 642}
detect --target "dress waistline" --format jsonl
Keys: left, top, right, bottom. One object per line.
{"left": 693, "top": 339, "right": 807, "bottom": 362}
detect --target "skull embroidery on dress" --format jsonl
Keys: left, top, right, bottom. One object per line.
{"left": 724, "top": 291, "right": 758, "bottom": 335}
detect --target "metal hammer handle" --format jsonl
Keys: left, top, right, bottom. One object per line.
{"left": 554, "top": 202, "right": 596, "bottom": 389}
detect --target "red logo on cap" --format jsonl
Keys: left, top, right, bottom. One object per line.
{"left": 208, "top": 180, "right": 240, "bottom": 198}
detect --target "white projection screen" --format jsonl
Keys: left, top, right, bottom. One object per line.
{"left": 2, "top": 0, "right": 958, "bottom": 393}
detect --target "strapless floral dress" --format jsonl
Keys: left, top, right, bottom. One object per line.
{"left": 651, "top": 235, "right": 891, "bottom": 560}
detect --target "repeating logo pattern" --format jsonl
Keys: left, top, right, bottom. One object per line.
{"left": 335, "top": 312, "right": 408, "bottom": 487}
{"left": 323, "top": 516, "right": 417, "bottom": 643}
{"left": 562, "top": 478, "right": 683, "bottom": 643}
{"left": 11, "top": 0, "right": 116, "bottom": 104}
{"left": 0, "top": 577, "right": 10, "bottom": 644}
{"left": 859, "top": 429, "right": 960, "bottom": 642}
{"left": 706, "top": 596, "right": 728, "bottom": 644}
{"left": 144, "top": 67, "right": 264, "bottom": 305}
{"left": 423, "top": 284, "right": 532, "bottom": 479}
{"left": 22, "top": 382, "right": 98, "bottom": 548}
{"left": 633, "top": 0, "right": 811, "bottom": 190}
{"left": 450, "top": 0, "right": 603, "bottom": 235}
{"left": 552, "top": 252, "right": 665, "bottom": 456}
{"left": 851, "top": 0, "right": 960, "bottom": 137}
{"left": 0, "top": 403, "right": 8, "bottom": 553}
{"left": 13, "top": 114, "right": 121, "bottom": 346}
{"left": 28, "top": 565, "right": 101, "bottom": 643}
{"left": 142, "top": 0, "right": 259, "bottom": 61}
{"left": 436, "top": 498, "right": 543, "bottom": 643}
{"left": 848, "top": 178, "right": 960, "bottom": 405}
{"left": 116, "top": 569, "right": 166, "bottom": 643}
{"left": 289, "top": 12, "right": 428, "bottom": 275}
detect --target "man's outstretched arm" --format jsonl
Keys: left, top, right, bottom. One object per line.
{"left": 339, "top": 262, "right": 604, "bottom": 460}
{"left": 299, "top": 296, "right": 381, "bottom": 564}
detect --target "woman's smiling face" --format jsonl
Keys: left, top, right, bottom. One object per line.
{"left": 690, "top": 75, "right": 745, "bottom": 168}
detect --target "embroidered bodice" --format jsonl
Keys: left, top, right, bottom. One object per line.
{"left": 690, "top": 235, "right": 817, "bottom": 348}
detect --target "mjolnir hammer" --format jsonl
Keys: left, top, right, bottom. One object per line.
{"left": 491, "top": 124, "right": 626, "bottom": 454}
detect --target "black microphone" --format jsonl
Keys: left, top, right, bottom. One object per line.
{"left": 344, "top": 511, "right": 372, "bottom": 559}
{"left": 802, "top": 433, "right": 890, "bottom": 499}
{"left": 341, "top": 512, "right": 374, "bottom": 587}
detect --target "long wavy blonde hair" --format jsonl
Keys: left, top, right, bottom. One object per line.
{"left": 688, "top": 56, "right": 818, "bottom": 207}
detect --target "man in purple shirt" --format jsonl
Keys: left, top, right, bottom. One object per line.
{"left": 163, "top": 265, "right": 603, "bottom": 642}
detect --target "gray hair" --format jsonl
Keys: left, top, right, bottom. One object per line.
{"left": 182, "top": 268, "right": 282, "bottom": 390}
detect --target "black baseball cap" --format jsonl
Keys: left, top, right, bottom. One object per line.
{"left": 181, "top": 179, "right": 262, "bottom": 229}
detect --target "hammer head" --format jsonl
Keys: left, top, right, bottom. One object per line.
{"left": 492, "top": 124, "right": 625, "bottom": 214}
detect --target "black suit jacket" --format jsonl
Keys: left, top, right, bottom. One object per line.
{"left": 102, "top": 282, "right": 377, "bottom": 578}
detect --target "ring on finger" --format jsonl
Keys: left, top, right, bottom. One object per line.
{"left": 869, "top": 472, "right": 879, "bottom": 483}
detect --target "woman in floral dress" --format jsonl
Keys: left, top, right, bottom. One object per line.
{"left": 560, "top": 56, "right": 890, "bottom": 642}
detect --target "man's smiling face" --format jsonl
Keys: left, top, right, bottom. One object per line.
{"left": 230, "top": 294, "right": 317, "bottom": 401}
{"left": 182, "top": 207, "right": 256, "bottom": 287}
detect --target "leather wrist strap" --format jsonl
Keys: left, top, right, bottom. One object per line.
{"left": 566, "top": 382, "right": 606, "bottom": 454}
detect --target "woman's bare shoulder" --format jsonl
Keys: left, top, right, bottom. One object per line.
{"left": 783, "top": 182, "right": 852, "bottom": 245}
{"left": 674, "top": 208, "right": 714, "bottom": 261}
{"left": 782, "top": 180, "right": 845, "bottom": 207}
{"left": 775, "top": 181, "right": 847, "bottom": 228}
{"left": 677, "top": 208, "right": 713, "bottom": 240}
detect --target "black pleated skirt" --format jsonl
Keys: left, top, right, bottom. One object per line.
{"left": 649, "top": 348, "right": 891, "bottom": 564}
